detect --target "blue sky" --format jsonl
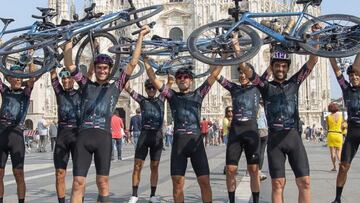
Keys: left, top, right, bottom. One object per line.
{"left": 0, "top": 0, "right": 359, "bottom": 98}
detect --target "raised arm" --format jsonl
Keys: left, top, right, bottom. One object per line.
{"left": 124, "top": 81, "right": 144, "bottom": 103}
{"left": 305, "top": 24, "right": 321, "bottom": 71}
{"left": 329, "top": 58, "right": 342, "bottom": 77}
{"left": 143, "top": 57, "right": 164, "bottom": 90}
{"left": 26, "top": 62, "right": 37, "bottom": 89}
{"left": 124, "top": 25, "right": 150, "bottom": 76}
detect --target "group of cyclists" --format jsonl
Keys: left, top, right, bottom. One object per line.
{"left": 0, "top": 17, "right": 359, "bottom": 203}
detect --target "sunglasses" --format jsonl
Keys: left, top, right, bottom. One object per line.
{"left": 145, "top": 86, "right": 156, "bottom": 90}
{"left": 175, "top": 74, "right": 191, "bottom": 80}
{"left": 227, "top": 110, "right": 233, "bottom": 113}
{"left": 59, "top": 71, "right": 71, "bottom": 78}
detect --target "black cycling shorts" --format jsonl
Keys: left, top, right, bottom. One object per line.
{"left": 341, "top": 125, "right": 360, "bottom": 164}
{"left": 226, "top": 120, "right": 260, "bottom": 165}
{"left": 171, "top": 133, "right": 209, "bottom": 177}
{"left": 53, "top": 127, "right": 77, "bottom": 169}
{"left": 73, "top": 128, "right": 112, "bottom": 177}
{"left": 267, "top": 129, "right": 309, "bottom": 178}
{"left": 135, "top": 129, "right": 163, "bottom": 161}
{"left": 0, "top": 124, "right": 24, "bottom": 169}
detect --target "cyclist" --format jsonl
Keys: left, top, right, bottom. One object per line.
{"left": 66, "top": 25, "right": 150, "bottom": 203}
{"left": 125, "top": 76, "right": 174, "bottom": 203}
{"left": 50, "top": 44, "right": 82, "bottom": 202}
{"left": 0, "top": 63, "right": 37, "bottom": 203}
{"left": 329, "top": 53, "right": 360, "bottom": 203}
{"left": 143, "top": 52, "right": 224, "bottom": 202}
{"left": 236, "top": 25, "right": 319, "bottom": 202}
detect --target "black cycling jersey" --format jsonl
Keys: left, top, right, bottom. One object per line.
{"left": 72, "top": 69, "right": 129, "bottom": 131}
{"left": 217, "top": 76, "right": 260, "bottom": 122}
{"left": 337, "top": 74, "right": 360, "bottom": 126}
{"left": 160, "top": 80, "right": 211, "bottom": 134}
{"left": 251, "top": 64, "right": 312, "bottom": 131}
{"left": 0, "top": 79, "right": 32, "bottom": 127}
{"left": 129, "top": 90, "right": 165, "bottom": 130}
{"left": 52, "top": 77, "right": 81, "bottom": 128}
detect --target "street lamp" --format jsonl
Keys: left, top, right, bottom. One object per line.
{"left": 337, "top": 58, "right": 353, "bottom": 73}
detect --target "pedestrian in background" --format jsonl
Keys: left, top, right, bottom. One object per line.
{"left": 37, "top": 117, "right": 48, "bottom": 152}
{"left": 111, "top": 110, "right": 124, "bottom": 161}
{"left": 326, "top": 103, "right": 343, "bottom": 172}
{"left": 257, "top": 101, "right": 268, "bottom": 181}
{"left": 49, "top": 120, "right": 58, "bottom": 152}
{"left": 130, "top": 108, "right": 141, "bottom": 148}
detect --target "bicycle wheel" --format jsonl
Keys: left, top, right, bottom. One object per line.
{"left": 0, "top": 39, "right": 57, "bottom": 78}
{"left": 298, "top": 14, "right": 360, "bottom": 58}
{"left": 100, "top": 5, "right": 164, "bottom": 32}
{"left": 0, "top": 34, "right": 58, "bottom": 56}
{"left": 75, "top": 32, "right": 120, "bottom": 78}
{"left": 111, "top": 56, "right": 145, "bottom": 80}
{"left": 187, "top": 21, "right": 262, "bottom": 66}
{"left": 166, "top": 56, "right": 210, "bottom": 78}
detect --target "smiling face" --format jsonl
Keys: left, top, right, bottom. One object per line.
{"left": 61, "top": 76, "right": 75, "bottom": 91}
{"left": 349, "top": 72, "right": 360, "bottom": 87}
{"left": 145, "top": 84, "right": 157, "bottom": 97}
{"left": 175, "top": 74, "right": 193, "bottom": 92}
{"left": 8, "top": 70, "right": 23, "bottom": 90}
{"left": 238, "top": 68, "right": 250, "bottom": 85}
{"left": 271, "top": 61, "right": 289, "bottom": 82}
{"left": 95, "top": 63, "right": 111, "bottom": 82}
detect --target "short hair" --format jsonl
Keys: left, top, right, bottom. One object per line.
{"left": 328, "top": 103, "right": 339, "bottom": 113}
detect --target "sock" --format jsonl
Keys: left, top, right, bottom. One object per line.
{"left": 97, "top": 195, "right": 110, "bottom": 203}
{"left": 0, "top": 197, "right": 3, "bottom": 203}
{"left": 132, "top": 186, "right": 139, "bottom": 197}
{"left": 18, "top": 199, "right": 25, "bottom": 203}
{"left": 252, "top": 192, "right": 259, "bottom": 203}
{"left": 150, "top": 186, "right": 156, "bottom": 197}
{"left": 58, "top": 197, "right": 65, "bottom": 203}
{"left": 228, "top": 191, "right": 235, "bottom": 203}
{"left": 335, "top": 186, "right": 343, "bottom": 201}
{"left": 82, "top": 196, "right": 84, "bottom": 203}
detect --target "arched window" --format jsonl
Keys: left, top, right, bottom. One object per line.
{"left": 169, "top": 27, "right": 183, "bottom": 41}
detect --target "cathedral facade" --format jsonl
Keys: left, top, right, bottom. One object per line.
{"left": 23, "top": 0, "right": 330, "bottom": 129}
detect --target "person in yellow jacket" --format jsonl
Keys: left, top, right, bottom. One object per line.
{"left": 326, "top": 103, "right": 343, "bottom": 172}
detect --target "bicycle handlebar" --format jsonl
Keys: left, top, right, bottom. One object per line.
{"left": 131, "top": 21, "right": 156, "bottom": 35}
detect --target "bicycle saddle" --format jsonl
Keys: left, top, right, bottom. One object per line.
{"left": 151, "top": 35, "right": 172, "bottom": 41}
{"left": 0, "top": 17, "right": 14, "bottom": 25}
{"left": 84, "top": 3, "right": 96, "bottom": 13}
{"left": 36, "top": 7, "right": 55, "bottom": 14}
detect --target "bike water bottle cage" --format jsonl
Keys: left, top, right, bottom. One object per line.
{"left": 59, "top": 69, "right": 71, "bottom": 78}
{"left": 94, "top": 54, "right": 113, "bottom": 68}
{"left": 10, "top": 65, "right": 25, "bottom": 72}
{"left": 270, "top": 51, "right": 291, "bottom": 66}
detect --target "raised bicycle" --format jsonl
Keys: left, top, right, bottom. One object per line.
{"left": 108, "top": 35, "right": 211, "bottom": 79}
{"left": 187, "top": 0, "right": 360, "bottom": 66}
{"left": 0, "top": 0, "right": 163, "bottom": 78}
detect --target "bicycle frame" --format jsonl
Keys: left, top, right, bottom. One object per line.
{"left": 223, "top": 2, "right": 326, "bottom": 43}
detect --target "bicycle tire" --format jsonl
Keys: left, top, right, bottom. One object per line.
{"left": 75, "top": 32, "right": 120, "bottom": 78}
{"left": 298, "top": 14, "right": 360, "bottom": 58}
{"left": 100, "top": 5, "right": 164, "bottom": 32}
{"left": 0, "top": 45, "right": 57, "bottom": 78}
{"left": 111, "top": 56, "right": 145, "bottom": 80}
{"left": 0, "top": 34, "right": 58, "bottom": 56}
{"left": 187, "top": 21, "right": 262, "bottom": 66}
